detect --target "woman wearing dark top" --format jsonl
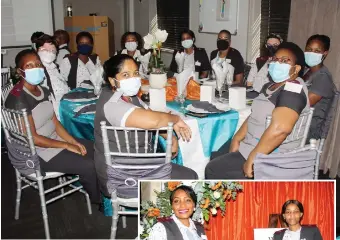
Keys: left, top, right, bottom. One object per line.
{"left": 169, "top": 29, "right": 211, "bottom": 79}
{"left": 303, "top": 34, "right": 336, "bottom": 140}
{"left": 93, "top": 54, "right": 198, "bottom": 198}
{"left": 273, "top": 200, "right": 322, "bottom": 240}
{"left": 210, "top": 29, "right": 244, "bottom": 85}
{"left": 205, "top": 42, "right": 310, "bottom": 179}
{"left": 5, "top": 49, "right": 100, "bottom": 203}
{"left": 148, "top": 185, "right": 206, "bottom": 240}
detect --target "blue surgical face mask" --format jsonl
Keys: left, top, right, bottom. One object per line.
{"left": 77, "top": 44, "right": 93, "bottom": 55}
{"left": 268, "top": 62, "right": 292, "bottom": 83}
{"left": 181, "top": 39, "right": 194, "bottom": 49}
{"left": 20, "top": 68, "right": 45, "bottom": 85}
{"left": 304, "top": 52, "right": 323, "bottom": 67}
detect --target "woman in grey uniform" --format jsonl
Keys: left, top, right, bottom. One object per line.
{"left": 94, "top": 54, "right": 198, "bottom": 198}
{"left": 205, "top": 42, "right": 310, "bottom": 179}
{"left": 5, "top": 49, "right": 100, "bottom": 203}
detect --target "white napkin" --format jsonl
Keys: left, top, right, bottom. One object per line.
{"left": 175, "top": 68, "right": 194, "bottom": 96}
{"left": 212, "top": 61, "right": 228, "bottom": 90}
{"left": 90, "top": 65, "right": 104, "bottom": 95}
{"left": 138, "top": 52, "right": 151, "bottom": 77}
{"left": 175, "top": 51, "right": 185, "bottom": 73}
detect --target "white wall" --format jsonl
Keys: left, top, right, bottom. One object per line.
{"left": 135, "top": 0, "right": 253, "bottom": 67}
{"left": 2, "top": 0, "right": 64, "bottom": 67}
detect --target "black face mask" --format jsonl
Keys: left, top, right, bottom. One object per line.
{"left": 266, "top": 45, "right": 278, "bottom": 57}
{"left": 217, "top": 39, "right": 229, "bottom": 51}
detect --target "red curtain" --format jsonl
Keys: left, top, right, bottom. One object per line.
{"left": 206, "top": 181, "right": 334, "bottom": 240}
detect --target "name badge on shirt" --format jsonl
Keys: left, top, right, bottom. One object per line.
{"left": 284, "top": 81, "right": 303, "bottom": 93}
{"left": 201, "top": 234, "right": 208, "bottom": 240}
{"left": 195, "top": 61, "right": 201, "bottom": 66}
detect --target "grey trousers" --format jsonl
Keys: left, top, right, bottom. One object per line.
{"left": 171, "top": 163, "right": 198, "bottom": 179}
{"left": 39, "top": 138, "right": 101, "bottom": 204}
{"left": 205, "top": 151, "right": 248, "bottom": 179}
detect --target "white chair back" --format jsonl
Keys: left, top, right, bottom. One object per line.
{"left": 265, "top": 108, "right": 314, "bottom": 148}
{"left": 1, "top": 107, "right": 42, "bottom": 177}
{"left": 1, "top": 79, "right": 14, "bottom": 103}
{"left": 100, "top": 121, "right": 174, "bottom": 170}
{"left": 1, "top": 67, "right": 11, "bottom": 86}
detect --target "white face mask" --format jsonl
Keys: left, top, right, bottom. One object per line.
{"left": 117, "top": 77, "right": 141, "bottom": 96}
{"left": 125, "top": 42, "right": 138, "bottom": 52}
{"left": 38, "top": 51, "right": 56, "bottom": 64}
{"left": 182, "top": 39, "right": 194, "bottom": 49}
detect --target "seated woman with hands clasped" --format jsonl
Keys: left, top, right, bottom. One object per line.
{"left": 148, "top": 185, "right": 206, "bottom": 240}
{"left": 5, "top": 49, "right": 100, "bottom": 204}
{"left": 273, "top": 200, "right": 323, "bottom": 240}
{"left": 205, "top": 42, "right": 310, "bottom": 179}
{"left": 94, "top": 54, "right": 198, "bottom": 198}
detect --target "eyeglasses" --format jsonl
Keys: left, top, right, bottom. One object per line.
{"left": 266, "top": 43, "right": 280, "bottom": 48}
{"left": 269, "top": 56, "right": 292, "bottom": 64}
{"left": 39, "top": 48, "right": 57, "bottom": 54}
{"left": 284, "top": 210, "right": 301, "bottom": 215}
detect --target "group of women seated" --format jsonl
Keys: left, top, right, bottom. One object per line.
{"left": 4, "top": 28, "right": 336, "bottom": 205}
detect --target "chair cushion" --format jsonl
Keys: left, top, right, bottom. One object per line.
{"left": 117, "top": 197, "right": 139, "bottom": 208}
{"left": 27, "top": 172, "right": 65, "bottom": 180}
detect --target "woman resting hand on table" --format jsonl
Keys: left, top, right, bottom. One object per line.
{"left": 94, "top": 54, "right": 198, "bottom": 198}
{"left": 205, "top": 42, "right": 310, "bottom": 179}
{"left": 5, "top": 49, "right": 100, "bottom": 203}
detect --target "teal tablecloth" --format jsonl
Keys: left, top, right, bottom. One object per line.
{"left": 59, "top": 88, "right": 240, "bottom": 216}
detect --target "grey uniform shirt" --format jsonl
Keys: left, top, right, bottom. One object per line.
{"left": 93, "top": 87, "right": 171, "bottom": 197}
{"left": 239, "top": 77, "right": 310, "bottom": 159}
{"left": 306, "top": 66, "right": 336, "bottom": 139}
{"left": 5, "top": 84, "right": 64, "bottom": 161}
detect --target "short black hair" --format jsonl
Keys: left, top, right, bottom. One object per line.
{"left": 281, "top": 199, "right": 304, "bottom": 222}
{"left": 170, "top": 185, "right": 197, "bottom": 206}
{"left": 277, "top": 42, "right": 305, "bottom": 77}
{"left": 31, "top": 31, "right": 45, "bottom": 42}
{"left": 103, "top": 54, "right": 138, "bottom": 89}
{"left": 306, "top": 34, "right": 330, "bottom": 51}
{"left": 35, "top": 34, "right": 57, "bottom": 50}
{"left": 76, "top": 31, "right": 94, "bottom": 45}
{"left": 266, "top": 33, "right": 283, "bottom": 44}
{"left": 219, "top": 29, "right": 231, "bottom": 40}
{"left": 120, "top": 31, "right": 144, "bottom": 50}
{"left": 54, "top": 29, "right": 70, "bottom": 44}
{"left": 15, "top": 49, "right": 39, "bottom": 68}
{"left": 180, "top": 29, "right": 196, "bottom": 43}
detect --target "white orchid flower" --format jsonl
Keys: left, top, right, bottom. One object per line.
{"left": 213, "top": 191, "right": 221, "bottom": 199}
{"left": 155, "top": 29, "right": 168, "bottom": 43}
{"left": 143, "top": 33, "right": 155, "bottom": 50}
{"left": 210, "top": 208, "right": 217, "bottom": 215}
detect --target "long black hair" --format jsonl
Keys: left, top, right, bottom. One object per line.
{"left": 102, "top": 54, "right": 138, "bottom": 89}
{"left": 170, "top": 185, "right": 197, "bottom": 206}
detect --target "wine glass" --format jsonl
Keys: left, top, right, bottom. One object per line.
{"left": 226, "top": 71, "right": 233, "bottom": 92}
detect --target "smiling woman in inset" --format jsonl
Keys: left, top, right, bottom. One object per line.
{"left": 273, "top": 200, "right": 323, "bottom": 240}
{"left": 303, "top": 34, "right": 336, "bottom": 141}
{"left": 169, "top": 29, "right": 211, "bottom": 79}
{"left": 148, "top": 185, "right": 206, "bottom": 240}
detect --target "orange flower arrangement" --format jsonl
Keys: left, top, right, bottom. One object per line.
{"left": 211, "top": 181, "right": 222, "bottom": 190}
{"left": 147, "top": 208, "right": 161, "bottom": 218}
{"left": 168, "top": 181, "right": 182, "bottom": 191}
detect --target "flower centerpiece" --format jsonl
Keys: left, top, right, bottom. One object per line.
{"left": 143, "top": 29, "right": 168, "bottom": 89}
{"left": 140, "top": 181, "right": 243, "bottom": 239}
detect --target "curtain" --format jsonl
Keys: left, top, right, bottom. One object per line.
{"left": 287, "top": 0, "right": 340, "bottom": 177}
{"left": 206, "top": 182, "right": 334, "bottom": 240}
